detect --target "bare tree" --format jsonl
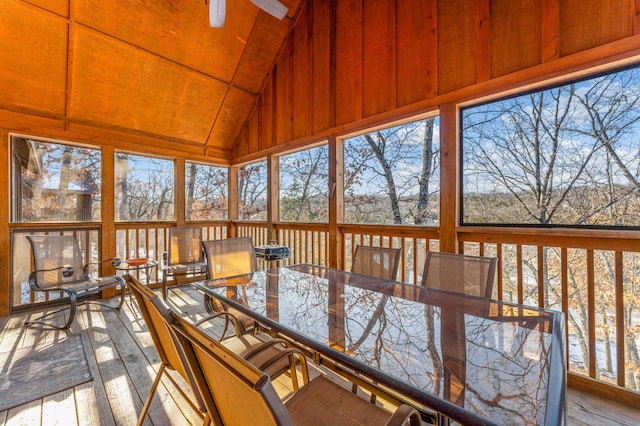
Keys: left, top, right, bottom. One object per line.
{"left": 280, "top": 146, "right": 328, "bottom": 222}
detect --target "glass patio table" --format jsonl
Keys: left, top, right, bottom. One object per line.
{"left": 193, "top": 263, "right": 566, "bottom": 426}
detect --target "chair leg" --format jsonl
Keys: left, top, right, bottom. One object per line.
{"left": 89, "top": 277, "right": 126, "bottom": 311}
{"left": 24, "top": 289, "right": 77, "bottom": 330}
{"left": 137, "top": 364, "right": 167, "bottom": 426}
{"left": 137, "top": 361, "right": 207, "bottom": 425}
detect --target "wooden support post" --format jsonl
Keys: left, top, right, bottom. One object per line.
{"left": 439, "top": 103, "right": 459, "bottom": 253}
{"left": 175, "top": 157, "right": 185, "bottom": 226}
{"left": 228, "top": 166, "right": 239, "bottom": 238}
{"left": 267, "top": 154, "right": 280, "bottom": 243}
{"left": 328, "top": 135, "right": 343, "bottom": 269}
{"left": 0, "top": 129, "right": 9, "bottom": 316}
{"left": 101, "top": 145, "right": 117, "bottom": 297}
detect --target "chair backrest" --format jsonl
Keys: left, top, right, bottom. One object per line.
{"left": 201, "top": 237, "right": 257, "bottom": 281}
{"left": 169, "top": 313, "right": 291, "bottom": 426}
{"left": 421, "top": 251, "right": 498, "bottom": 298}
{"left": 127, "top": 276, "right": 205, "bottom": 410}
{"left": 167, "top": 226, "right": 204, "bottom": 266}
{"left": 351, "top": 245, "right": 401, "bottom": 281}
{"left": 27, "top": 235, "right": 86, "bottom": 290}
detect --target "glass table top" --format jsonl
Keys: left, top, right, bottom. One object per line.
{"left": 195, "top": 263, "right": 566, "bottom": 426}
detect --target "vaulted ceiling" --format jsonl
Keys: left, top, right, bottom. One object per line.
{"left": 0, "top": 0, "right": 304, "bottom": 160}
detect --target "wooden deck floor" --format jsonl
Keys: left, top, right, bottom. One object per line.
{"left": 1, "top": 287, "right": 639, "bottom": 426}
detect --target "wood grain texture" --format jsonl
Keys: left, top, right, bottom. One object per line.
{"left": 335, "top": 0, "right": 363, "bottom": 126}
{"left": 261, "top": 77, "right": 275, "bottom": 150}
{"left": 396, "top": 0, "right": 437, "bottom": 106}
{"left": 311, "top": 0, "right": 334, "bottom": 133}
{"left": 209, "top": 88, "right": 257, "bottom": 151}
{"left": 69, "top": 27, "right": 226, "bottom": 143}
{"left": 437, "top": 0, "right": 477, "bottom": 94}
{"left": 560, "top": 0, "right": 634, "bottom": 57}
{"left": 0, "top": 2, "right": 68, "bottom": 114}
{"left": 24, "top": 0, "right": 69, "bottom": 17}
{"left": 292, "top": 8, "right": 313, "bottom": 140}
{"left": 275, "top": 39, "right": 294, "bottom": 145}
{"left": 73, "top": 0, "right": 255, "bottom": 83}
{"left": 491, "top": 0, "right": 542, "bottom": 77}
{"left": 362, "top": 0, "right": 396, "bottom": 118}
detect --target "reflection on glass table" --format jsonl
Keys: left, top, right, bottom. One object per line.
{"left": 194, "top": 264, "right": 566, "bottom": 426}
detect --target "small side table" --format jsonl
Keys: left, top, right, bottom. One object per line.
{"left": 113, "top": 259, "right": 159, "bottom": 312}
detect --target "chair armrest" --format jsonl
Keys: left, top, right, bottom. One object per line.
{"left": 30, "top": 264, "right": 74, "bottom": 277}
{"left": 195, "top": 312, "right": 243, "bottom": 340}
{"left": 240, "top": 337, "right": 291, "bottom": 359}
{"left": 28, "top": 265, "right": 74, "bottom": 290}
{"left": 252, "top": 346, "right": 306, "bottom": 372}
{"left": 83, "top": 257, "right": 122, "bottom": 276}
{"left": 385, "top": 404, "right": 422, "bottom": 426}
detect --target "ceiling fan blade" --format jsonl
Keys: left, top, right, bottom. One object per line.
{"left": 250, "top": 0, "right": 288, "bottom": 20}
{"left": 209, "top": 0, "right": 226, "bottom": 28}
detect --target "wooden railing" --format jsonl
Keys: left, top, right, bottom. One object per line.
{"left": 114, "top": 221, "right": 230, "bottom": 284}
{"left": 242, "top": 221, "right": 640, "bottom": 403}
{"left": 339, "top": 224, "right": 440, "bottom": 283}
{"left": 10, "top": 220, "right": 640, "bottom": 403}
{"left": 458, "top": 227, "right": 640, "bottom": 403}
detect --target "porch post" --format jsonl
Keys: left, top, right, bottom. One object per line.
{"left": 228, "top": 165, "right": 238, "bottom": 238}
{"left": 0, "top": 129, "right": 9, "bottom": 316}
{"left": 267, "top": 153, "right": 280, "bottom": 243}
{"left": 328, "top": 135, "right": 343, "bottom": 269}
{"left": 101, "top": 145, "right": 118, "bottom": 296}
{"left": 175, "top": 157, "right": 185, "bottom": 226}
{"left": 439, "top": 102, "right": 459, "bottom": 253}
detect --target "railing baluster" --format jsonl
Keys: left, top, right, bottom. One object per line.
{"left": 538, "top": 246, "right": 545, "bottom": 308}
{"left": 615, "top": 251, "right": 625, "bottom": 387}
{"left": 587, "top": 249, "right": 596, "bottom": 378}
{"left": 517, "top": 245, "right": 523, "bottom": 304}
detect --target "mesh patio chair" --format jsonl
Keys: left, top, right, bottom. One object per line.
{"left": 200, "top": 237, "right": 259, "bottom": 334}
{"left": 25, "top": 235, "right": 125, "bottom": 330}
{"left": 162, "top": 226, "right": 207, "bottom": 299}
{"left": 421, "top": 251, "right": 498, "bottom": 298}
{"left": 128, "top": 276, "right": 309, "bottom": 425}
{"left": 351, "top": 245, "right": 402, "bottom": 281}
{"left": 350, "top": 245, "right": 402, "bottom": 401}
{"left": 127, "top": 275, "right": 209, "bottom": 426}
{"left": 169, "top": 313, "right": 422, "bottom": 426}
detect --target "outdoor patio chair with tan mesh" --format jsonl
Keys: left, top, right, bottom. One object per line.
{"left": 162, "top": 226, "right": 207, "bottom": 299}
{"left": 169, "top": 312, "right": 422, "bottom": 426}
{"left": 351, "top": 245, "right": 402, "bottom": 281}
{"left": 199, "top": 237, "right": 259, "bottom": 334}
{"left": 421, "top": 251, "right": 498, "bottom": 298}
{"left": 25, "top": 234, "right": 125, "bottom": 330}
{"left": 128, "top": 276, "right": 310, "bottom": 425}
{"left": 349, "top": 244, "right": 402, "bottom": 400}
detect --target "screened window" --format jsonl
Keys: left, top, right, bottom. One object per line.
{"left": 279, "top": 145, "right": 328, "bottom": 222}
{"left": 238, "top": 160, "right": 267, "bottom": 221}
{"left": 461, "top": 65, "right": 640, "bottom": 227}
{"left": 343, "top": 117, "right": 440, "bottom": 225}
{"left": 11, "top": 135, "right": 102, "bottom": 222}
{"left": 185, "top": 162, "right": 228, "bottom": 220}
{"left": 115, "top": 153, "right": 174, "bottom": 221}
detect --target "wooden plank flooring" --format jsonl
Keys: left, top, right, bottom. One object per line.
{"left": 1, "top": 287, "right": 639, "bottom": 426}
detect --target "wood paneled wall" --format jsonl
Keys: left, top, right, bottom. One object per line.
{"left": 233, "top": 0, "right": 640, "bottom": 161}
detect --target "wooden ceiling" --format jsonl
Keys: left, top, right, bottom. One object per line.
{"left": 0, "top": 0, "right": 304, "bottom": 160}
